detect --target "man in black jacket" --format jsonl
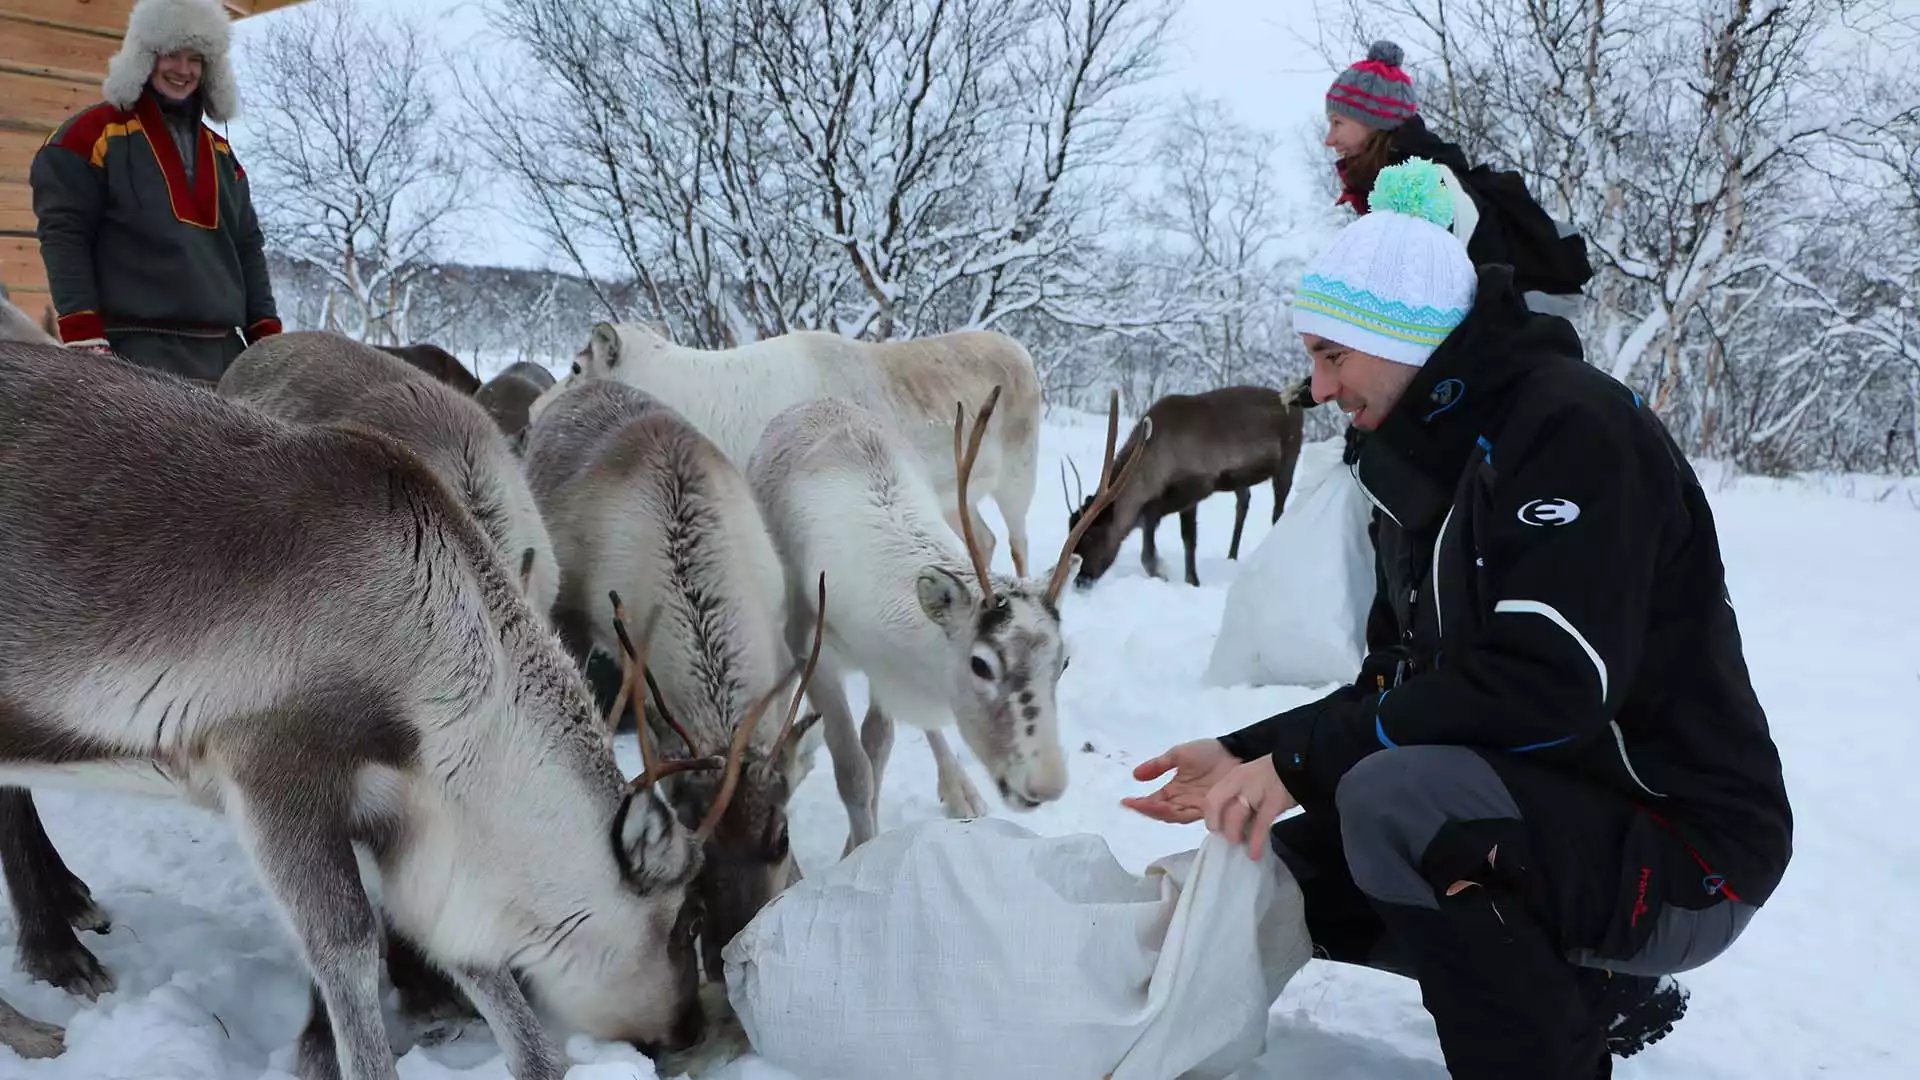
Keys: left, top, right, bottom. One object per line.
{"left": 1125, "top": 159, "right": 1791, "bottom": 1079}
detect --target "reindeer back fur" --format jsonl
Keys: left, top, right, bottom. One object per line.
{"left": 0, "top": 296, "right": 57, "bottom": 347}
{"left": 575, "top": 322, "right": 1042, "bottom": 572}
{"left": 524, "top": 380, "right": 791, "bottom": 761}
{"left": 0, "top": 339, "right": 704, "bottom": 1048}
{"left": 747, "top": 397, "right": 969, "bottom": 726}
{"left": 218, "top": 331, "right": 560, "bottom": 616}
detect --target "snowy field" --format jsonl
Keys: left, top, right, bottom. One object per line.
{"left": 3, "top": 403, "right": 1917, "bottom": 1080}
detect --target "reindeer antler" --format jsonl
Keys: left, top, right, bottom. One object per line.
{"left": 953, "top": 386, "right": 1002, "bottom": 604}
{"left": 603, "top": 590, "right": 703, "bottom": 756}
{"left": 695, "top": 570, "right": 829, "bottom": 843}
{"left": 1044, "top": 391, "right": 1152, "bottom": 604}
{"left": 609, "top": 592, "right": 724, "bottom": 791}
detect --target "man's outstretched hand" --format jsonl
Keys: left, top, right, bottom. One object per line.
{"left": 1121, "top": 738, "right": 1242, "bottom": 824}
{"left": 1122, "top": 738, "right": 1298, "bottom": 859}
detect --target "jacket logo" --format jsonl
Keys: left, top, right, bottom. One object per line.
{"left": 1518, "top": 498, "right": 1580, "bottom": 526}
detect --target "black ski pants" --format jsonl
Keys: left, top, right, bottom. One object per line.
{"left": 1269, "top": 744, "right": 1755, "bottom": 1079}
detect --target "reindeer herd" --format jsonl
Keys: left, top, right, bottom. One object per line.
{"left": 0, "top": 297, "right": 1306, "bottom": 1079}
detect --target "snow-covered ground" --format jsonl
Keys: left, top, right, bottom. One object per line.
{"left": 4, "top": 405, "right": 1916, "bottom": 1080}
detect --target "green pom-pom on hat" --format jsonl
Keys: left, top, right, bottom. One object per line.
{"left": 1370, "top": 157, "right": 1455, "bottom": 229}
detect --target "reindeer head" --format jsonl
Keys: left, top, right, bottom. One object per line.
{"left": 448, "top": 620, "right": 709, "bottom": 1056}
{"left": 914, "top": 389, "right": 1147, "bottom": 809}
{"left": 573, "top": 321, "right": 675, "bottom": 380}
{"left": 601, "top": 583, "right": 827, "bottom": 984}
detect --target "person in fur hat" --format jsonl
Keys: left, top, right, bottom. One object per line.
{"left": 29, "top": 0, "right": 280, "bottom": 385}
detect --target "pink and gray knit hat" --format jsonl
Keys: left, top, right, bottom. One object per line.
{"left": 1327, "top": 40, "right": 1417, "bottom": 131}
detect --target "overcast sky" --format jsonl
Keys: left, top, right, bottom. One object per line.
{"left": 230, "top": 0, "right": 1354, "bottom": 271}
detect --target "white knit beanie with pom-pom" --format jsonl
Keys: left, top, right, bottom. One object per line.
{"left": 1292, "top": 157, "right": 1478, "bottom": 368}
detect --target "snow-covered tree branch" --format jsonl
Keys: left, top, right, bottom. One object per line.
{"left": 237, "top": 0, "right": 470, "bottom": 345}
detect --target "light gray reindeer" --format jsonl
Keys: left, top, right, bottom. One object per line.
{"left": 217, "top": 331, "right": 560, "bottom": 617}
{"left": 0, "top": 337, "right": 741, "bottom": 1080}
{"left": 1064, "top": 385, "right": 1305, "bottom": 588}
{"left": 523, "top": 379, "right": 825, "bottom": 980}
{"left": 747, "top": 388, "right": 1143, "bottom": 852}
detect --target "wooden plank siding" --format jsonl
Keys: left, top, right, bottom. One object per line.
{"left": 0, "top": 179, "right": 37, "bottom": 234}
{"left": 0, "top": 0, "right": 309, "bottom": 321}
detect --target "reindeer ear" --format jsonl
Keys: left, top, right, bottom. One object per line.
{"left": 613, "top": 787, "right": 699, "bottom": 894}
{"left": 916, "top": 565, "right": 973, "bottom": 626}
{"left": 589, "top": 322, "right": 621, "bottom": 371}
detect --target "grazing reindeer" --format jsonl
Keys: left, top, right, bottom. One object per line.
{"left": 218, "top": 331, "right": 560, "bottom": 617}
{"left": 1065, "top": 385, "right": 1305, "bottom": 588}
{"left": 523, "top": 379, "right": 825, "bottom": 978}
{"left": 747, "top": 387, "right": 1144, "bottom": 852}
{"left": 374, "top": 341, "right": 481, "bottom": 395}
{"left": 568, "top": 320, "right": 1042, "bottom": 578}
{"left": 0, "top": 338, "right": 738, "bottom": 1080}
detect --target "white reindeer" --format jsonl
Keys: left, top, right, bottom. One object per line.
{"left": 522, "top": 379, "right": 827, "bottom": 978}
{"left": 565, "top": 321, "right": 1043, "bottom": 579}
{"left": 217, "top": 330, "right": 561, "bottom": 618}
{"left": 747, "top": 386, "right": 1144, "bottom": 851}
{"left": 0, "top": 337, "right": 758, "bottom": 1080}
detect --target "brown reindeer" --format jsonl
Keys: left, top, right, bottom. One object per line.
{"left": 1065, "top": 385, "right": 1304, "bottom": 588}
{"left": 374, "top": 342, "right": 481, "bottom": 395}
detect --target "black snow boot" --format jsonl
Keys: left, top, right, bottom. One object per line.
{"left": 1593, "top": 972, "right": 1689, "bottom": 1058}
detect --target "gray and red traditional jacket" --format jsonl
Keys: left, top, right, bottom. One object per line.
{"left": 29, "top": 88, "right": 280, "bottom": 347}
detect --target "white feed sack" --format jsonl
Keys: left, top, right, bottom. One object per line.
{"left": 1204, "top": 462, "right": 1377, "bottom": 690}
{"left": 724, "top": 817, "right": 1314, "bottom": 1080}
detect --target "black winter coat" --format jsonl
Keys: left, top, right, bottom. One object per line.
{"left": 1220, "top": 266, "right": 1793, "bottom": 909}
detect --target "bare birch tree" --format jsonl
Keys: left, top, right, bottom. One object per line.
{"left": 465, "top": 0, "right": 1172, "bottom": 348}
{"left": 238, "top": 0, "right": 469, "bottom": 344}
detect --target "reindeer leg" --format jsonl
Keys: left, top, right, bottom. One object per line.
{"left": 926, "top": 729, "right": 990, "bottom": 820}
{"left": 1229, "top": 488, "right": 1251, "bottom": 560}
{"left": 445, "top": 964, "right": 564, "bottom": 1080}
{"left": 810, "top": 653, "right": 877, "bottom": 858}
{"left": 1181, "top": 507, "right": 1200, "bottom": 587}
{"left": 1139, "top": 511, "right": 1164, "bottom": 580}
{"left": 861, "top": 698, "right": 895, "bottom": 824}
{"left": 967, "top": 503, "right": 1000, "bottom": 571}
{"left": 0, "top": 788, "right": 115, "bottom": 998}
{"left": 226, "top": 756, "right": 397, "bottom": 1080}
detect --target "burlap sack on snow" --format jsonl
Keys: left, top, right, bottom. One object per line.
{"left": 724, "top": 817, "right": 1313, "bottom": 1080}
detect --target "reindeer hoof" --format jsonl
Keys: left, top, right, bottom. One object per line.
{"left": 60, "top": 885, "right": 111, "bottom": 934}
{"left": 18, "top": 932, "right": 115, "bottom": 999}
{"left": 0, "top": 999, "right": 66, "bottom": 1059}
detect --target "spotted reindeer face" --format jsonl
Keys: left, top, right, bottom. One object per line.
{"left": 916, "top": 566, "right": 1072, "bottom": 808}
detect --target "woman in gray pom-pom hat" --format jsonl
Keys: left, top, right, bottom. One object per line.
{"left": 1322, "top": 40, "right": 1592, "bottom": 317}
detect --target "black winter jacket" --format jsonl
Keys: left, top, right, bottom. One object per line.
{"left": 1220, "top": 266, "right": 1793, "bottom": 908}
